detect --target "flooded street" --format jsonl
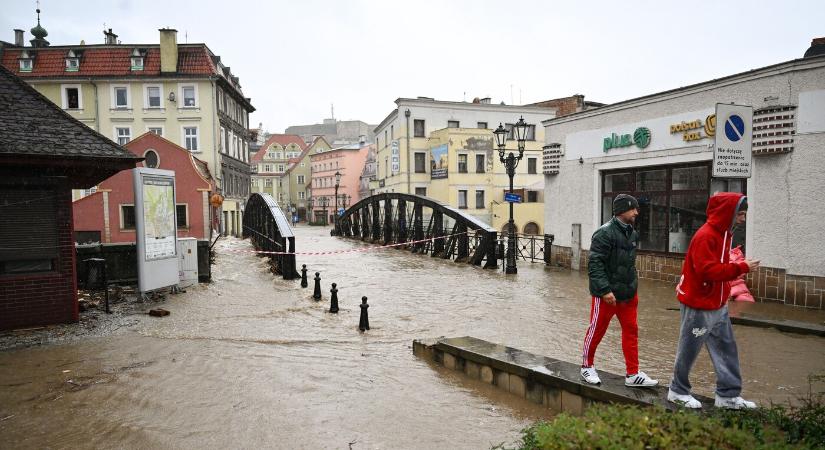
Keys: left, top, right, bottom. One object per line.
{"left": 2, "top": 225, "right": 825, "bottom": 449}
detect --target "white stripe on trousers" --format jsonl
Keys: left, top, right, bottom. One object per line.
{"left": 582, "top": 296, "right": 601, "bottom": 366}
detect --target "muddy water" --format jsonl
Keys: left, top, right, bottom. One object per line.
{"left": 2, "top": 226, "right": 825, "bottom": 449}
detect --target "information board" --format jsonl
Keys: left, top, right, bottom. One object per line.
{"left": 133, "top": 168, "right": 179, "bottom": 293}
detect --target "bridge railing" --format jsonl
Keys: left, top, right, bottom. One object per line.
{"left": 335, "top": 193, "right": 498, "bottom": 269}
{"left": 242, "top": 193, "right": 299, "bottom": 279}
{"left": 492, "top": 232, "right": 555, "bottom": 265}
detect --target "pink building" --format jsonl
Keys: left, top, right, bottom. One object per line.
{"left": 309, "top": 143, "right": 371, "bottom": 224}
{"left": 73, "top": 132, "right": 216, "bottom": 243}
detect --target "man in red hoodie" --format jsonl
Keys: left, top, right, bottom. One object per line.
{"left": 667, "top": 192, "right": 760, "bottom": 409}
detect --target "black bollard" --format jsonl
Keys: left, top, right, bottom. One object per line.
{"left": 313, "top": 272, "right": 322, "bottom": 300}
{"left": 329, "top": 283, "right": 339, "bottom": 313}
{"left": 358, "top": 296, "right": 370, "bottom": 331}
{"left": 301, "top": 264, "right": 308, "bottom": 288}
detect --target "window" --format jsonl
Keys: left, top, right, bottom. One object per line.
{"left": 0, "top": 187, "right": 58, "bottom": 275}
{"left": 145, "top": 85, "right": 162, "bottom": 108}
{"left": 476, "top": 154, "right": 485, "bottom": 173}
{"left": 447, "top": 120, "right": 460, "bottom": 128}
{"left": 458, "top": 154, "right": 468, "bottom": 173}
{"left": 19, "top": 58, "right": 32, "bottom": 72}
{"left": 458, "top": 190, "right": 468, "bottom": 209}
{"left": 176, "top": 204, "right": 188, "bottom": 229}
{"left": 297, "top": 175, "right": 305, "bottom": 184}
{"left": 277, "top": 164, "right": 285, "bottom": 172}
{"left": 528, "top": 157, "right": 537, "bottom": 174}
{"left": 475, "top": 190, "right": 485, "bottom": 209}
{"left": 263, "top": 164, "right": 271, "bottom": 172}
{"left": 477, "top": 122, "right": 488, "bottom": 129}
{"left": 384, "top": 130, "right": 388, "bottom": 147}
{"left": 524, "top": 222, "right": 540, "bottom": 235}
{"left": 62, "top": 85, "right": 82, "bottom": 109}
{"left": 414, "top": 152, "right": 426, "bottom": 173}
{"left": 265, "top": 179, "right": 273, "bottom": 187}
{"left": 112, "top": 86, "right": 129, "bottom": 109}
{"left": 120, "top": 205, "right": 136, "bottom": 230}
{"left": 526, "top": 125, "right": 536, "bottom": 141}
{"left": 131, "top": 49, "right": 144, "bottom": 71}
{"left": 65, "top": 51, "right": 79, "bottom": 71}
{"left": 391, "top": 125, "right": 394, "bottom": 139}
{"left": 143, "top": 149, "right": 159, "bottom": 168}
{"left": 527, "top": 191, "right": 539, "bottom": 202}
{"left": 180, "top": 85, "right": 197, "bottom": 107}
{"left": 299, "top": 191, "right": 306, "bottom": 200}
{"left": 183, "top": 126, "right": 199, "bottom": 151}
{"left": 601, "top": 163, "right": 717, "bottom": 254}
{"left": 415, "top": 187, "right": 427, "bottom": 196}
{"left": 414, "top": 119, "right": 425, "bottom": 137}
{"left": 115, "top": 127, "right": 131, "bottom": 145}
{"left": 148, "top": 127, "right": 163, "bottom": 136}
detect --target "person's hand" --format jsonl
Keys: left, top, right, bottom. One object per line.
{"left": 745, "top": 259, "right": 760, "bottom": 271}
{"left": 601, "top": 292, "right": 617, "bottom": 305}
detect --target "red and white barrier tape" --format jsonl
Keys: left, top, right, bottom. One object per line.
{"left": 219, "top": 232, "right": 470, "bottom": 256}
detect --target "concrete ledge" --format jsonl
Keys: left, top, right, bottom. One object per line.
{"left": 731, "top": 313, "right": 825, "bottom": 337}
{"left": 414, "top": 336, "right": 713, "bottom": 415}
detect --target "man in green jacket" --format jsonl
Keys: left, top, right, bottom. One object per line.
{"left": 580, "top": 194, "right": 658, "bottom": 387}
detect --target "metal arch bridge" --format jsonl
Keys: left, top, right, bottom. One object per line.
{"left": 242, "top": 193, "right": 299, "bottom": 279}
{"left": 333, "top": 193, "right": 499, "bottom": 269}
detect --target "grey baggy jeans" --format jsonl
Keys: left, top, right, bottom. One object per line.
{"left": 669, "top": 303, "right": 742, "bottom": 397}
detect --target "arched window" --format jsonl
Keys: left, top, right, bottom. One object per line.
{"left": 143, "top": 149, "right": 160, "bottom": 168}
{"left": 501, "top": 223, "right": 518, "bottom": 236}
{"left": 523, "top": 222, "right": 540, "bottom": 235}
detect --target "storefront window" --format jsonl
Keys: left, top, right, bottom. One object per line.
{"left": 602, "top": 163, "right": 745, "bottom": 254}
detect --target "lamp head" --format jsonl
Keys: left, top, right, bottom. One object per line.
{"left": 335, "top": 171, "right": 341, "bottom": 185}
{"left": 514, "top": 116, "right": 529, "bottom": 144}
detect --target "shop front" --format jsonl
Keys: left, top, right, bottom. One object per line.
{"left": 542, "top": 51, "right": 825, "bottom": 309}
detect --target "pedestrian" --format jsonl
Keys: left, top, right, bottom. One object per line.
{"left": 667, "top": 192, "right": 759, "bottom": 409}
{"left": 580, "top": 194, "right": 658, "bottom": 387}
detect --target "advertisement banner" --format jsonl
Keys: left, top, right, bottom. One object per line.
{"left": 430, "top": 143, "right": 448, "bottom": 179}
{"left": 391, "top": 140, "right": 400, "bottom": 174}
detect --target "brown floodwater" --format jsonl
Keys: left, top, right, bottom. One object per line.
{"left": 1, "top": 225, "right": 824, "bottom": 449}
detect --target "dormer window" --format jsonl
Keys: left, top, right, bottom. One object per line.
{"left": 130, "top": 48, "right": 144, "bottom": 71}
{"left": 65, "top": 50, "right": 79, "bottom": 72}
{"left": 18, "top": 51, "right": 33, "bottom": 72}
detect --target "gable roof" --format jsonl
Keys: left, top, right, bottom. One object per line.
{"left": 0, "top": 63, "right": 139, "bottom": 161}
{"left": 251, "top": 134, "right": 308, "bottom": 163}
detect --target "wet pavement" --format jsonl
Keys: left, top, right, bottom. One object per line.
{"left": 1, "top": 225, "right": 825, "bottom": 449}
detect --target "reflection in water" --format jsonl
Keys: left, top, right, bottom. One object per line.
{"left": 1, "top": 226, "right": 824, "bottom": 448}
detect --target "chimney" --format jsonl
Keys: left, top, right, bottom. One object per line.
{"left": 103, "top": 28, "right": 118, "bottom": 45}
{"left": 359, "top": 134, "right": 366, "bottom": 145}
{"left": 159, "top": 28, "right": 178, "bottom": 73}
{"left": 804, "top": 37, "right": 825, "bottom": 58}
{"left": 13, "top": 29, "right": 24, "bottom": 46}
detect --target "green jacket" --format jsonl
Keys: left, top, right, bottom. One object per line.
{"left": 588, "top": 217, "right": 639, "bottom": 302}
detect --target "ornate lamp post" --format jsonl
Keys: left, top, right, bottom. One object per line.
{"left": 494, "top": 116, "right": 529, "bottom": 274}
{"left": 333, "top": 171, "right": 342, "bottom": 234}
{"left": 320, "top": 196, "right": 329, "bottom": 226}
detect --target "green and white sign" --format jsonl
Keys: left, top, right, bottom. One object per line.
{"left": 603, "top": 127, "right": 651, "bottom": 152}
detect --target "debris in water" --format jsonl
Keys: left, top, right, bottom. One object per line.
{"left": 149, "top": 309, "right": 170, "bottom": 317}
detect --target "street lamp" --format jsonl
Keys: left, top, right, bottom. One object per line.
{"left": 333, "top": 171, "right": 342, "bottom": 234}
{"left": 320, "top": 196, "right": 329, "bottom": 226}
{"left": 494, "top": 116, "right": 529, "bottom": 274}
{"left": 308, "top": 197, "right": 314, "bottom": 224}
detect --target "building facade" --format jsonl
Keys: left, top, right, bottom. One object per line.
{"left": 543, "top": 42, "right": 825, "bottom": 309}
{"left": 73, "top": 132, "right": 215, "bottom": 244}
{"left": 250, "top": 134, "right": 307, "bottom": 206}
{"left": 0, "top": 23, "right": 254, "bottom": 237}
{"left": 373, "top": 97, "right": 563, "bottom": 233}
{"left": 286, "top": 118, "right": 375, "bottom": 147}
{"left": 309, "top": 143, "right": 370, "bottom": 224}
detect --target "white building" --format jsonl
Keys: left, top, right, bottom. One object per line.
{"left": 542, "top": 39, "right": 825, "bottom": 309}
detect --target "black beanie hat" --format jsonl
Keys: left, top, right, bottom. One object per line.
{"left": 613, "top": 194, "right": 639, "bottom": 216}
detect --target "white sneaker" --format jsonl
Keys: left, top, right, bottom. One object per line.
{"left": 580, "top": 367, "right": 601, "bottom": 385}
{"left": 667, "top": 389, "right": 702, "bottom": 409}
{"left": 715, "top": 395, "right": 757, "bottom": 409}
{"left": 625, "top": 371, "right": 658, "bottom": 387}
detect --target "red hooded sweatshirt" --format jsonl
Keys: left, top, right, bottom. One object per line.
{"left": 676, "top": 192, "right": 751, "bottom": 310}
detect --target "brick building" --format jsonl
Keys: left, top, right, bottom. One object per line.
{"left": 0, "top": 64, "right": 139, "bottom": 330}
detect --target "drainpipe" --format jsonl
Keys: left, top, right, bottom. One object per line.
{"left": 89, "top": 78, "right": 99, "bottom": 132}
{"left": 405, "top": 108, "right": 411, "bottom": 193}
{"left": 210, "top": 77, "right": 221, "bottom": 236}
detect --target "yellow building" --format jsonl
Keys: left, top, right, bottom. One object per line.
{"left": 251, "top": 135, "right": 306, "bottom": 206}
{"left": 283, "top": 136, "right": 330, "bottom": 221}
{"left": 426, "top": 128, "right": 545, "bottom": 235}
{"left": 0, "top": 24, "right": 254, "bottom": 237}
{"left": 372, "top": 97, "right": 557, "bottom": 234}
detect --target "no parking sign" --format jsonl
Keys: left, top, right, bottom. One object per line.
{"left": 713, "top": 103, "right": 753, "bottom": 178}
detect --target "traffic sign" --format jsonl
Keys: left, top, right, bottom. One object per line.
{"left": 338, "top": 207, "right": 345, "bottom": 216}
{"left": 713, "top": 103, "right": 753, "bottom": 178}
{"left": 504, "top": 192, "right": 522, "bottom": 203}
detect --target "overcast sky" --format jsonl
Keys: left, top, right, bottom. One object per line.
{"left": 2, "top": 0, "right": 823, "bottom": 133}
